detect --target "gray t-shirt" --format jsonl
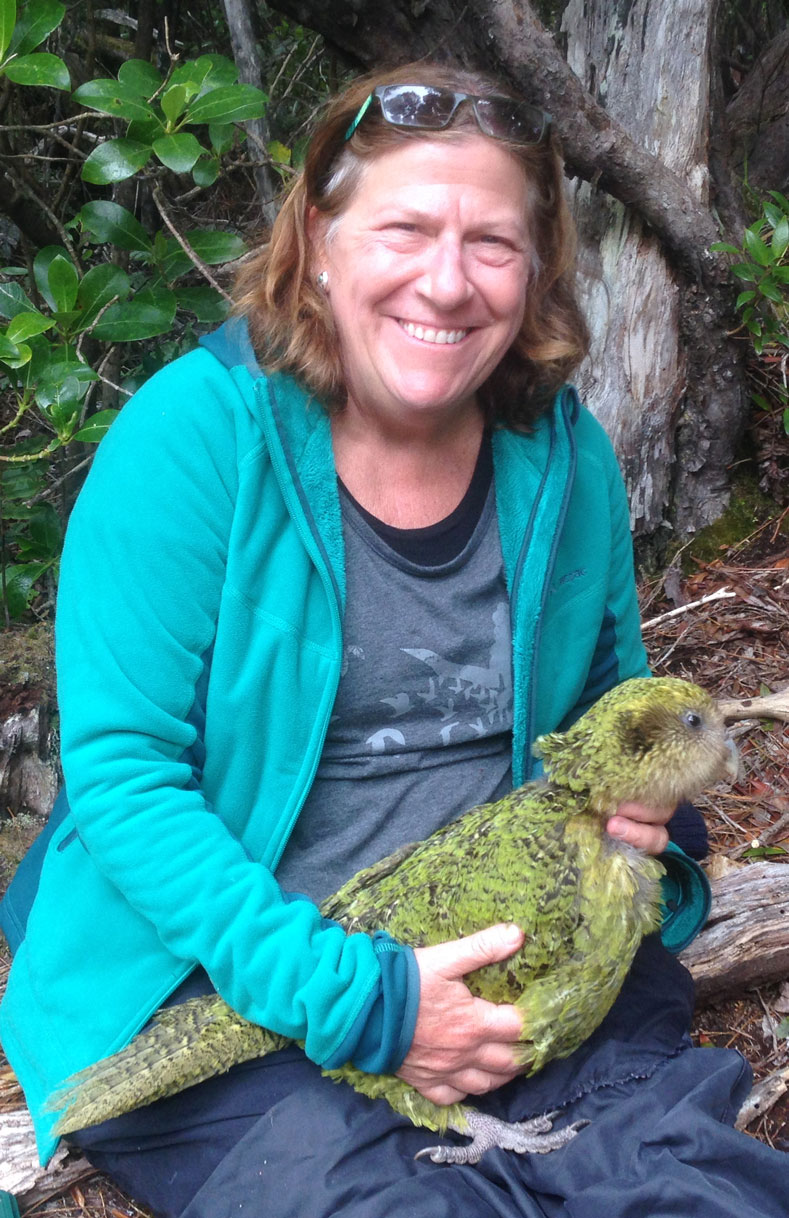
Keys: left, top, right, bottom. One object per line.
{"left": 275, "top": 484, "right": 514, "bottom": 903}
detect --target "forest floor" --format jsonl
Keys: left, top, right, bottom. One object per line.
{"left": 0, "top": 499, "right": 788, "bottom": 1214}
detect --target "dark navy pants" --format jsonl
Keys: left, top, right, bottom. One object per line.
{"left": 69, "top": 937, "right": 789, "bottom": 1218}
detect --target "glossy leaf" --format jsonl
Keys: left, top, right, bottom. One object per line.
{"left": 91, "top": 288, "right": 176, "bottom": 342}
{"left": 0, "top": 0, "right": 16, "bottom": 61}
{"left": 6, "top": 310, "right": 52, "bottom": 342}
{"left": 172, "top": 54, "right": 237, "bottom": 94}
{"left": 82, "top": 137, "right": 151, "bottom": 184}
{"left": 159, "top": 230, "right": 245, "bottom": 280}
{"left": 126, "top": 114, "right": 164, "bottom": 143}
{"left": 759, "top": 279, "right": 783, "bottom": 304}
{"left": 184, "top": 85, "right": 266, "bottom": 125}
{"left": 152, "top": 131, "right": 202, "bottom": 173}
{"left": 192, "top": 154, "right": 220, "bottom": 187}
{"left": 1, "top": 562, "right": 51, "bottom": 619}
{"left": 19, "top": 503, "right": 61, "bottom": 559}
{"left": 47, "top": 254, "right": 79, "bottom": 312}
{"left": 33, "top": 245, "right": 68, "bottom": 308}
{"left": 771, "top": 216, "right": 789, "bottom": 259}
{"left": 0, "top": 335, "right": 31, "bottom": 367}
{"left": 186, "top": 230, "right": 245, "bottom": 264}
{"left": 175, "top": 285, "right": 230, "bottom": 322}
{"left": 0, "top": 279, "right": 34, "bottom": 319}
{"left": 74, "top": 407, "right": 119, "bottom": 442}
{"left": 73, "top": 77, "right": 157, "bottom": 122}
{"left": 743, "top": 228, "right": 772, "bottom": 268}
{"left": 3, "top": 51, "right": 69, "bottom": 88}
{"left": 161, "top": 83, "right": 188, "bottom": 125}
{"left": 77, "top": 201, "right": 153, "bottom": 253}
{"left": 208, "top": 122, "right": 234, "bottom": 155}
{"left": 76, "top": 263, "right": 130, "bottom": 328}
{"left": 117, "top": 57, "right": 162, "bottom": 96}
{"left": 9, "top": 0, "right": 64, "bottom": 56}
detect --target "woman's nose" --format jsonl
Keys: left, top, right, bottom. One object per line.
{"left": 418, "top": 238, "right": 473, "bottom": 309}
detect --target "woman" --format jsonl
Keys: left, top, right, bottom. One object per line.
{"left": 1, "top": 62, "right": 785, "bottom": 1218}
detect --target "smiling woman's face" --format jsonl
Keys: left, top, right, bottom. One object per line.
{"left": 312, "top": 134, "right": 532, "bottom": 434}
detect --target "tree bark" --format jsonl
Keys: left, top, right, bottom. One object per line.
{"left": 680, "top": 862, "right": 789, "bottom": 1001}
{"left": 266, "top": 0, "right": 749, "bottom": 538}
{"left": 221, "top": 0, "right": 281, "bottom": 226}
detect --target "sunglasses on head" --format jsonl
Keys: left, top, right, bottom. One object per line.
{"left": 344, "top": 84, "right": 551, "bottom": 146}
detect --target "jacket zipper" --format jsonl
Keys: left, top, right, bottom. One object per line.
{"left": 509, "top": 388, "right": 577, "bottom": 783}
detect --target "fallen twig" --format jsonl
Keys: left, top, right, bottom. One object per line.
{"left": 642, "top": 587, "right": 736, "bottom": 630}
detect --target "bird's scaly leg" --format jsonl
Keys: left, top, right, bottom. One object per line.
{"left": 415, "top": 1108, "right": 587, "bottom": 1165}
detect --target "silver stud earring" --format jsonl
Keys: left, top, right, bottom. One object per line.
{"left": 316, "top": 270, "right": 329, "bottom": 291}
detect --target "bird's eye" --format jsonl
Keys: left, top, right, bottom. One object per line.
{"left": 682, "top": 710, "right": 703, "bottom": 729}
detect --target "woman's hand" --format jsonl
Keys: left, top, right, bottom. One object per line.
{"left": 607, "top": 802, "right": 673, "bottom": 854}
{"left": 396, "top": 923, "right": 525, "bottom": 1106}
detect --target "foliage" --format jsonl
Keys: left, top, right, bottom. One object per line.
{"left": 0, "top": 0, "right": 327, "bottom": 623}
{"left": 712, "top": 191, "right": 789, "bottom": 438}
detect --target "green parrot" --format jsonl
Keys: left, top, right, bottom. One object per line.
{"left": 46, "top": 676, "right": 738, "bottom": 1164}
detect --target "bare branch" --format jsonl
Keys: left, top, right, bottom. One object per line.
{"left": 151, "top": 183, "right": 234, "bottom": 303}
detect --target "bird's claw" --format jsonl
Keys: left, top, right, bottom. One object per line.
{"left": 415, "top": 1109, "right": 588, "bottom": 1166}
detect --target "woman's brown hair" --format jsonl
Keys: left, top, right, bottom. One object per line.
{"left": 234, "top": 60, "right": 589, "bottom": 427}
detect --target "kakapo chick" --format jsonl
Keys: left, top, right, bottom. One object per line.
{"left": 48, "top": 677, "right": 738, "bottom": 1165}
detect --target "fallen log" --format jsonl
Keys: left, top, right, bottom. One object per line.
{"left": 679, "top": 861, "right": 789, "bottom": 1001}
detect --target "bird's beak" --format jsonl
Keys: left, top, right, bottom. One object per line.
{"left": 723, "top": 737, "right": 741, "bottom": 783}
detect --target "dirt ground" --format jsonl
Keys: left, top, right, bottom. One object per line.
{"left": 1, "top": 510, "right": 788, "bottom": 1215}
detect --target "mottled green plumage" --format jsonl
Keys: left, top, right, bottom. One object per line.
{"left": 47, "top": 677, "right": 737, "bottom": 1158}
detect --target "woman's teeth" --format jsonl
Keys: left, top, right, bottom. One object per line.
{"left": 400, "top": 321, "right": 468, "bottom": 345}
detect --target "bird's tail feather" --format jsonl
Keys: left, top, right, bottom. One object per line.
{"left": 46, "top": 995, "right": 288, "bottom": 1135}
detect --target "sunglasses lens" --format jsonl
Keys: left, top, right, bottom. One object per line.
{"left": 474, "top": 97, "right": 547, "bottom": 144}
{"left": 378, "top": 85, "right": 457, "bottom": 129}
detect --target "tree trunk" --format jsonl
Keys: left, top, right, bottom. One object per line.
{"left": 561, "top": 0, "right": 746, "bottom": 536}
{"left": 266, "top": 0, "right": 750, "bottom": 540}
{"left": 221, "top": 0, "right": 281, "bottom": 226}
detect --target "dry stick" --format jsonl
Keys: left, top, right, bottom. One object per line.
{"left": 151, "top": 183, "right": 233, "bottom": 303}
{"left": 641, "top": 586, "right": 736, "bottom": 630}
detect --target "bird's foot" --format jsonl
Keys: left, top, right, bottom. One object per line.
{"left": 414, "top": 1108, "right": 588, "bottom": 1166}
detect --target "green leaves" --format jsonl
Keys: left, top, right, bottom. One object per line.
{"left": 713, "top": 193, "right": 789, "bottom": 424}
{"left": 3, "top": 49, "right": 68, "bottom": 87}
{"left": 73, "top": 77, "right": 160, "bottom": 123}
{"left": 72, "top": 50, "right": 267, "bottom": 186}
{"left": 82, "top": 138, "right": 151, "bottom": 185}
{"left": 0, "top": 7, "right": 265, "bottom": 620}
{"left": 153, "top": 132, "right": 202, "bottom": 173}
{"left": 183, "top": 84, "right": 266, "bottom": 125}
{"left": 0, "top": 0, "right": 69, "bottom": 89}
{"left": 91, "top": 287, "right": 177, "bottom": 342}
{"left": 77, "top": 201, "right": 153, "bottom": 253}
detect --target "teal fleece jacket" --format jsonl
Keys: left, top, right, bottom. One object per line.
{"left": 0, "top": 319, "right": 701, "bottom": 1163}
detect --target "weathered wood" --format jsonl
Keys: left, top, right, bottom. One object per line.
{"left": 718, "top": 687, "right": 789, "bottom": 724}
{"left": 736, "top": 1064, "right": 789, "bottom": 1131}
{"left": 560, "top": 0, "right": 744, "bottom": 536}
{"left": 680, "top": 862, "right": 789, "bottom": 1001}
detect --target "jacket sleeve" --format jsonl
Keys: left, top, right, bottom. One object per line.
{"left": 55, "top": 349, "right": 414, "bottom": 1072}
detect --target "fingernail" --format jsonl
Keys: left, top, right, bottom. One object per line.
{"left": 502, "top": 923, "right": 522, "bottom": 944}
